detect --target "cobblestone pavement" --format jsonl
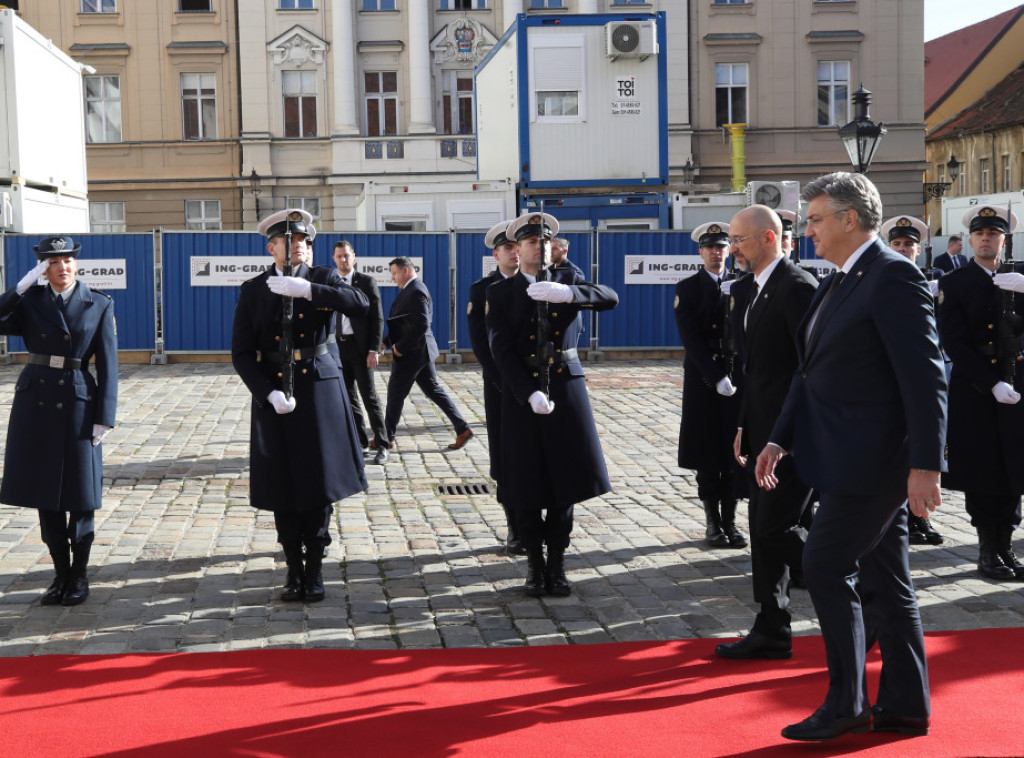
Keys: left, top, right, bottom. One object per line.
{"left": 0, "top": 360, "right": 1021, "bottom": 656}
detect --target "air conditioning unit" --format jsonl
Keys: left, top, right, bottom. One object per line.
{"left": 746, "top": 181, "right": 801, "bottom": 212}
{"left": 605, "top": 20, "right": 658, "bottom": 60}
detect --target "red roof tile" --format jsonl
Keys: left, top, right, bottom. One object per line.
{"left": 928, "top": 63, "right": 1024, "bottom": 140}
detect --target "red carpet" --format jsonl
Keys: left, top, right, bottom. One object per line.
{"left": 1, "top": 628, "right": 1021, "bottom": 757}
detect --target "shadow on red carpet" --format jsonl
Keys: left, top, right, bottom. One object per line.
{"left": 0, "top": 628, "right": 1020, "bottom": 757}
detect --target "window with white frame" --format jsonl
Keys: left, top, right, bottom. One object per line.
{"left": 84, "top": 75, "right": 122, "bottom": 143}
{"left": 365, "top": 72, "right": 398, "bottom": 136}
{"left": 958, "top": 165, "right": 966, "bottom": 195}
{"left": 532, "top": 36, "right": 585, "bottom": 121}
{"left": 1002, "top": 154, "right": 1011, "bottom": 192}
{"left": 936, "top": 163, "right": 946, "bottom": 184}
{"left": 980, "top": 157, "right": 991, "bottom": 193}
{"left": 285, "top": 197, "right": 321, "bottom": 227}
{"left": 362, "top": 0, "right": 396, "bottom": 9}
{"left": 383, "top": 218, "right": 428, "bottom": 232}
{"left": 81, "top": 0, "right": 116, "bottom": 12}
{"left": 440, "top": 0, "right": 484, "bottom": 8}
{"left": 530, "top": 0, "right": 563, "bottom": 7}
{"left": 280, "top": 0, "right": 314, "bottom": 7}
{"left": 715, "top": 63, "right": 748, "bottom": 126}
{"left": 90, "top": 202, "right": 126, "bottom": 233}
{"left": 181, "top": 73, "right": 217, "bottom": 140}
{"left": 185, "top": 200, "right": 221, "bottom": 230}
{"left": 817, "top": 60, "right": 849, "bottom": 126}
{"left": 442, "top": 72, "right": 474, "bottom": 135}
{"left": 612, "top": 0, "right": 647, "bottom": 4}
{"left": 283, "top": 71, "right": 318, "bottom": 138}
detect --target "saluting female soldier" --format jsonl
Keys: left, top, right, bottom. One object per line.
{"left": 0, "top": 236, "right": 118, "bottom": 606}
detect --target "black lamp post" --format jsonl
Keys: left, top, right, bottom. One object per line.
{"left": 249, "top": 168, "right": 262, "bottom": 222}
{"left": 923, "top": 154, "right": 961, "bottom": 203}
{"left": 837, "top": 86, "right": 887, "bottom": 174}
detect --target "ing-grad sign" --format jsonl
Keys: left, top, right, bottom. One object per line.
{"left": 189, "top": 256, "right": 427, "bottom": 287}
{"left": 624, "top": 255, "right": 705, "bottom": 284}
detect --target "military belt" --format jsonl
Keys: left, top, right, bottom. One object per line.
{"left": 27, "top": 353, "right": 82, "bottom": 370}
{"left": 258, "top": 342, "right": 330, "bottom": 363}
{"left": 525, "top": 347, "right": 578, "bottom": 368}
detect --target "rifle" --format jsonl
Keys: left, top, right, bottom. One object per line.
{"left": 535, "top": 234, "right": 553, "bottom": 400}
{"left": 996, "top": 200, "right": 1021, "bottom": 384}
{"left": 923, "top": 216, "right": 936, "bottom": 281}
{"left": 279, "top": 227, "right": 296, "bottom": 399}
{"left": 720, "top": 250, "right": 737, "bottom": 380}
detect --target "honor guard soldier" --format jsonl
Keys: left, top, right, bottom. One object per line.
{"left": 232, "top": 209, "right": 370, "bottom": 602}
{"left": 468, "top": 220, "right": 524, "bottom": 554}
{"left": 485, "top": 211, "right": 618, "bottom": 596}
{"left": 675, "top": 222, "right": 747, "bottom": 549}
{"left": 778, "top": 210, "right": 797, "bottom": 257}
{"left": 0, "top": 236, "right": 118, "bottom": 606}
{"left": 881, "top": 215, "right": 928, "bottom": 264}
{"left": 937, "top": 205, "right": 1024, "bottom": 580}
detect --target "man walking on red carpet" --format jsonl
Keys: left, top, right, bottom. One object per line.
{"left": 756, "top": 173, "right": 947, "bottom": 742}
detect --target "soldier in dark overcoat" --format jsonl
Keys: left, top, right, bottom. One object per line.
{"left": 937, "top": 205, "right": 1024, "bottom": 580}
{"left": 674, "top": 221, "right": 747, "bottom": 549}
{"left": 468, "top": 219, "right": 523, "bottom": 554}
{"left": 486, "top": 211, "right": 618, "bottom": 597}
{"left": 232, "top": 209, "right": 369, "bottom": 601}
{"left": 0, "top": 236, "right": 118, "bottom": 606}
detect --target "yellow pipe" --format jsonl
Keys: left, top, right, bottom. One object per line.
{"left": 724, "top": 123, "right": 748, "bottom": 193}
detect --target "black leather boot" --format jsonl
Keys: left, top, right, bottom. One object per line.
{"left": 62, "top": 543, "right": 91, "bottom": 606}
{"left": 502, "top": 504, "right": 527, "bottom": 556}
{"left": 281, "top": 542, "right": 305, "bottom": 602}
{"left": 720, "top": 500, "right": 747, "bottom": 547}
{"left": 978, "top": 527, "right": 1015, "bottom": 581}
{"left": 545, "top": 546, "right": 572, "bottom": 596}
{"left": 996, "top": 526, "right": 1024, "bottom": 580}
{"left": 524, "top": 546, "right": 546, "bottom": 597}
{"left": 702, "top": 500, "right": 729, "bottom": 548}
{"left": 303, "top": 542, "right": 325, "bottom": 602}
{"left": 41, "top": 545, "right": 71, "bottom": 606}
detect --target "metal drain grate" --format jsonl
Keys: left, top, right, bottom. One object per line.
{"left": 434, "top": 482, "right": 492, "bottom": 496}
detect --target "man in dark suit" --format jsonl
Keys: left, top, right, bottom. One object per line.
{"left": 715, "top": 205, "right": 818, "bottom": 661}
{"left": 383, "top": 256, "right": 472, "bottom": 451}
{"left": 937, "top": 206, "right": 1024, "bottom": 581}
{"left": 932, "top": 234, "right": 968, "bottom": 273}
{"left": 551, "top": 236, "right": 584, "bottom": 279}
{"left": 468, "top": 220, "right": 524, "bottom": 554}
{"left": 232, "top": 209, "right": 369, "bottom": 603}
{"left": 674, "top": 221, "right": 746, "bottom": 549}
{"left": 756, "top": 173, "right": 947, "bottom": 741}
{"left": 486, "top": 211, "right": 618, "bottom": 596}
{"left": 333, "top": 241, "right": 389, "bottom": 465}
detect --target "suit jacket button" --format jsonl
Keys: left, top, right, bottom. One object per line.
{"left": 40, "top": 378, "right": 46, "bottom": 385}
{"left": 56, "top": 403, "right": 63, "bottom": 409}
{"left": 276, "top": 336, "right": 281, "bottom": 341}
{"left": 298, "top": 314, "right": 304, "bottom": 319}
{"left": 64, "top": 335, "right": 71, "bottom": 341}
{"left": 38, "top": 401, "right": 44, "bottom": 407}
{"left": 59, "top": 380, "right": 65, "bottom": 385}
{"left": 302, "top": 368, "right": 308, "bottom": 374}
{"left": 552, "top": 312, "right": 558, "bottom": 318}
{"left": 41, "top": 333, "right": 47, "bottom": 338}
{"left": 278, "top": 372, "right": 284, "bottom": 377}
{"left": 529, "top": 335, "right": 535, "bottom": 340}
{"left": 801, "top": 372, "right": 807, "bottom": 378}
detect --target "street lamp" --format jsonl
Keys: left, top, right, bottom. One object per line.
{"left": 681, "top": 158, "right": 695, "bottom": 185}
{"left": 249, "top": 168, "right": 262, "bottom": 222}
{"left": 922, "top": 154, "right": 961, "bottom": 203}
{"left": 837, "top": 86, "right": 887, "bottom": 174}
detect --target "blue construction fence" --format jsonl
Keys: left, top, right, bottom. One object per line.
{"left": 0, "top": 229, "right": 831, "bottom": 357}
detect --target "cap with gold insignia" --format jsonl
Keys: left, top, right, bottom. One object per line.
{"left": 880, "top": 215, "right": 928, "bottom": 244}
{"left": 257, "top": 208, "right": 316, "bottom": 240}
{"left": 963, "top": 206, "right": 1017, "bottom": 235}
{"left": 507, "top": 211, "right": 559, "bottom": 242}
{"left": 691, "top": 222, "right": 730, "bottom": 247}
{"left": 777, "top": 210, "right": 798, "bottom": 236}
{"left": 33, "top": 235, "right": 82, "bottom": 260}
{"left": 484, "top": 220, "right": 515, "bottom": 249}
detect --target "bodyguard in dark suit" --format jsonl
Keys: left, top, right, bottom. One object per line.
{"left": 757, "top": 173, "right": 947, "bottom": 742}
{"left": 332, "top": 241, "right": 389, "bottom": 465}
{"left": 932, "top": 235, "right": 968, "bottom": 273}
{"left": 383, "top": 257, "right": 472, "bottom": 451}
{"left": 937, "top": 206, "right": 1024, "bottom": 580}
{"left": 715, "top": 205, "right": 817, "bottom": 661}
{"left": 232, "top": 209, "right": 369, "bottom": 602}
{"left": 486, "top": 212, "right": 618, "bottom": 597}
{"left": 674, "top": 221, "right": 746, "bottom": 549}
{"left": 0, "top": 236, "right": 117, "bottom": 607}
{"left": 468, "top": 220, "right": 524, "bottom": 554}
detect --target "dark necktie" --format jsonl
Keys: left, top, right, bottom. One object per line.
{"left": 808, "top": 271, "right": 845, "bottom": 343}
{"left": 55, "top": 294, "right": 66, "bottom": 314}
{"left": 744, "top": 281, "right": 760, "bottom": 329}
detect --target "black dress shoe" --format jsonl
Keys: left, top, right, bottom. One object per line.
{"left": 715, "top": 631, "right": 792, "bottom": 660}
{"left": 871, "top": 706, "right": 929, "bottom": 736}
{"left": 782, "top": 707, "right": 871, "bottom": 742}
{"left": 373, "top": 447, "right": 389, "bottom": 465}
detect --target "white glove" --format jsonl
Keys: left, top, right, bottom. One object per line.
{"left": 992, "top": 381, "right": 1021, "bottom": 405}
{"left": 927, "top": 280, "right": 940, "bottom": 297}
{"left": 91, "top": 424, "right": 112, "bottom": 447}
{"left": 716, "top": 376, "right": 737, "bottom": 397}
{"left": 528, "top": 390, "right": 555, "bottom": 415}
{"left": 720, "top": 280, "right": 734, "bottom": 296}
{"left": 993, "top": 272, "right": 1024, "bottom": 293}
{"left": 17, "top": 259, "right": 50, "bottom": 295}
{"left": 267, "top": 389, "right": 297, "bottom": 414}
{"left": 267, "top": 275, "right": 312, "bottom": 300}
{"left": 527, "top": 281, "right": 574, "bottom": 303}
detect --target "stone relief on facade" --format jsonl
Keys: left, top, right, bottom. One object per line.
{"left": 268, "top": 26, "right": 328, "bottom": 68}
{"left": 430, "top": 18, "right": 497, "bottom": 64}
